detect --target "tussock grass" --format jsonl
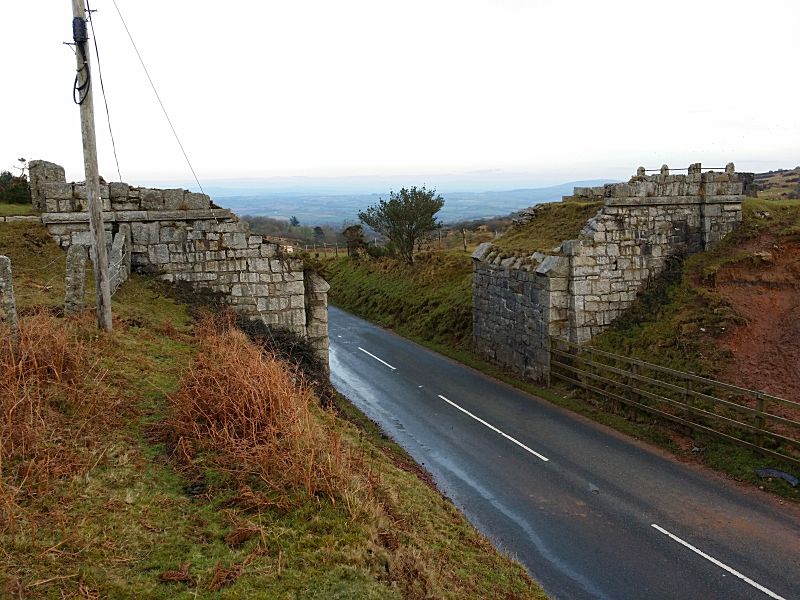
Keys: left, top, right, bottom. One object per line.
{"left": 161, "top": 316, "right": 544, "bottom": 598}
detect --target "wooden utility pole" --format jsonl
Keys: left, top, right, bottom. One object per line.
{"left": 71, "top": 0, "right": 112, "bottom": 331}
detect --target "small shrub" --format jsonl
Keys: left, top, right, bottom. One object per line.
{"left": 0, "top": 171, "right": 31, "bottom": 205}
{"left": 365, "top": 243, "right": 393, "bottom": 259}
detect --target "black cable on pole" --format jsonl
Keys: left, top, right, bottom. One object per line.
{"left": 72, "top": 16, "right": 91, "bottom": 105}
{"left": 73, "top": 58, "right": 91, "bottom": 105}
{"left": 110, "top": 0, "right": 206, "bottom": 195}
{"left": 86, "top": 1, "right": 123, "bottom": 182}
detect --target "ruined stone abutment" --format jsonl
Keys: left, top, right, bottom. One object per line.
{"left": 28, "top": 159, "right": 330, "bottom": 366}
{"left": 472, "top": 163, "right": 755, "bottom": 383}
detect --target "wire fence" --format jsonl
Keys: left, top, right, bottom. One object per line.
{"left": 550, "top": 338, "right": 800, "bottom": 467}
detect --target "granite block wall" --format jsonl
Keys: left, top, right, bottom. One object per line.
{"left": 473, "top": 163, "right": 752, "bottom": 382}
{"left": 28, "top": 160, "right": 329, "bottom": 366}
{"left": 472, "top": 246, "right": 569, "bottom": 382}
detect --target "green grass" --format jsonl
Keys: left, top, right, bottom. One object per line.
{"left": 0, "top": 221, "right": 70, "bottom": 310}
{"left": 0, "top": 222, "right": 545, "bottom": 599}
{"left": 0, "top": 203, "right": 35, "bottom": 217}
{"left": 325, "top": 251, "right": 474, "bottom": 349}
{"left": 5, "top": 429, "right": 539, "bottom": 598}
{"left": 590, "top": 258, "right": 740, "bottom": 377}
{"left": 492, "top": 201, "right": 602, "bottom": 255}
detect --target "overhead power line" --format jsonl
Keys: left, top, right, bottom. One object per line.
{"left": 86, "top": 0, "right": 123, "bottom": 182}
{"left": 110, "top": 0, "right": 206, "bottom": 194}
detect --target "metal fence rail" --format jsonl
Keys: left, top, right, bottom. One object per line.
{"left": 549, "top": 338, "right": 800, "bottom": 467}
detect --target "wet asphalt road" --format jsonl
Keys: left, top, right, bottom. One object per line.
{"left": 328, "top": 307, "right": 800, "bottom": 600}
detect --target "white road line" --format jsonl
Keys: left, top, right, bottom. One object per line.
{"left": 438, "top": 395, "right": 549, "bottom": 462}
{"left": 357, "top": 347, "right": 397, "bottom": 370}
{"left": 651, "top": 524, "right": 786, "bottom": 600}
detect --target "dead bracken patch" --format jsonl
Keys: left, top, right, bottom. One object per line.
{"left": 224, "top": 525, "right": 259, "bottom": 548}
{"left": 0, "top": 312, "right": 116, "bottom": 530}
{"left": 207, "top": 562, "right": 243, "bottom": 591}
{"left": 222, "top": 508, "right": 266, "bottom": 548}
{"left": 159, "top": 562, "right": 192, "bottom": 584}
{"left": 166, "top": 316, "right": 361, "bottom": 505}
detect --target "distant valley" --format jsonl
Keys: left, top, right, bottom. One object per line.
{"left": 207, "top": 179, "right": 615, "bottom": 225}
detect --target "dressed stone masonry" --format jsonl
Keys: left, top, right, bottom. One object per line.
{"left": 472, "top": 163, "right": 755, "bottom": 383}
{"left": 64, "top": 244, "right": 88, "bottom": 314}
{"left": 0, "top": 255, "right": 19, "bottom": 345}
{"left": 29, "top": 160, "right": 330, "bottom": 366}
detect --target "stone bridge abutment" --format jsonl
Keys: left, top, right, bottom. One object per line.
{"left": 28, "top": 159, "right": 330, "bottom": 366}
{"left": 472, "top": 163, "right": 755, "bottom": 383}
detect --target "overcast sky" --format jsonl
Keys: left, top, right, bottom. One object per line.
{"left": 3, "top": 0, "right": 799, "bottom": 189}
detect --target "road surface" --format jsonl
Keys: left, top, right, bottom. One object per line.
{"left": 328, "top": 307, "right": 800, "bottom": 600}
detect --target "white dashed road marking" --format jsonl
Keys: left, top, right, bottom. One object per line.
{"left": 358, "top": 347, "right": 397, "bottom": 370}
{"left": 438, "top": 395, "right": 549, "bottom": 462}
{"left": 651, "top": 524, "right": 786, "bottom": 600}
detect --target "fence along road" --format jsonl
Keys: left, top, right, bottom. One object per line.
{"left": 328, "top": 306, "right": 800, "bottom": 600}
{"left": 550, "top": 338, "right": 800, "bottom": 468}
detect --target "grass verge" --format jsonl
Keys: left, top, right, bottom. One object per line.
{"left": 325, "top": 252, "right": 473, "bottom": 350}
{"left": 0, "top": 204, "right": 35, "bottom": 218}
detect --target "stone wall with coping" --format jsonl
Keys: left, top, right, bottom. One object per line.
{"left": 28, "top": 160, "right": 329, "bottom": 366}
{"left": 473, "top": 163, "right": 752, "bottom": 382}
{"left": 0, "top": 216, "right": 41, "bottom": 224}
{"left": 472, "top": 246, "right": 569, "bottom": 382}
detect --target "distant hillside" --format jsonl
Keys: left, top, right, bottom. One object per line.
{"left": 213, "top": 179, "right": 615, "bottom": 225}
{"left": 754, "top": 167, "right": 800, "bottom": 199}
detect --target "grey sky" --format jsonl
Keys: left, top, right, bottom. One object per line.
{"left": 4, "top": 0, "right": 799, "bottom": 188}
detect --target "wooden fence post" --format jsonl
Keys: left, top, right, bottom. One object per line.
{"left": 754, "top": 392, "right": 766, "bottom": 446}
{"left": 578, "top": 345, "right": 589, "bottom": 401}
{"left": 586, "top": 346, "right": 597, "bottom": 405}
{"left": 683, "top": 379, "right": 692, "bottom": 419}
{"left": 627, "top": 363, "right": 639, "bottom": 419}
